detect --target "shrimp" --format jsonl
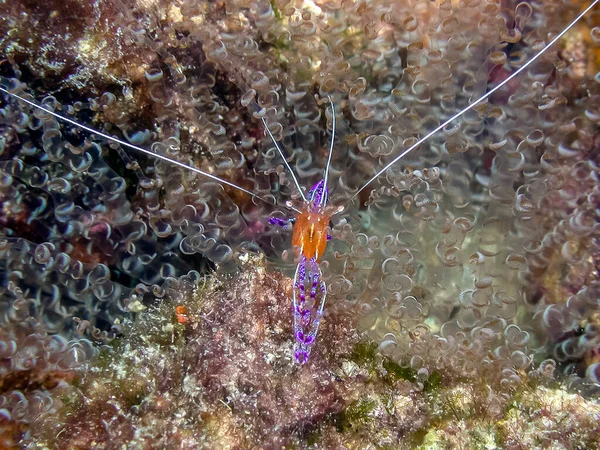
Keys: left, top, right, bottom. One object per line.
{"left": 264, "top": 97, "right": 342, "bottom": 363}
{"left": 0, "top": 0, "right": 597, "bottom": 364}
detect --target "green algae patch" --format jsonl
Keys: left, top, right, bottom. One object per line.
{"left": 350, "top": 341, "right": 378, "bottom": 367}
{"left": 424, "top": 371, "right": 442, "bottom": 393}
{"left": 382, "top": 359, "right": 416, "bottom": 383}
{"left": 336, "top": 398, "right": 377, "bottom": 432}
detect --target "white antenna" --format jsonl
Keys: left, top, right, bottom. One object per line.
{"left": 351, "top": 0, "right": 600, "bottom": 202}
{"left": 0, "top": 85, "right": 301, "bottom": 214}
{"left": 321, "top": 95, "right": 336, "bottom": 206}
{"left": 261, "top": 117, "right": 308, "bottom": 202}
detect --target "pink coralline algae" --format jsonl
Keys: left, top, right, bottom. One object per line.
{"left": 0, "top": 0, "right": 600, "bottom": 448}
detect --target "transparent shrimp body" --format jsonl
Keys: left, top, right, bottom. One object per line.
{"left": 261, "top": 95, "right": 340, "bottom": 364}
{"left": 290, "top": 180, "right": 337, "bottom": 364}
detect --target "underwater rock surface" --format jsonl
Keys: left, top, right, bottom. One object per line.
{"left": 14, "top": 258, "right": 600, "bottom": 449}
{"left": 0, "top": 0, "right": 599, "bottom": 448}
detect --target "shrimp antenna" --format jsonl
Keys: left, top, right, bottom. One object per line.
{"left": 0, "top": 85, "right": 301, "bottom": 214}
{"left": 320, "top": 95, "right": 335, "bottom": 206}
{"left": 351, "top": 0, "right": 600, "bottom": 202}
{"left": 261, "top": 117, "right": 308, "bottom": 202}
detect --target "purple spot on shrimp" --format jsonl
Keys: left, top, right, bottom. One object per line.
{"left": 298, "top": 257, "right": 307, "bottom": 277}
{"left": 296, "top": 306, "right": 310, "bottom": 317}
{"left": 308, "top": 179, "right": 329, "bottom": 209}
{"left": 269, "top": 217, "right": 289, "bottom": 226}
{"left": 295, "top": 349, "right": 309, "bottom": 364}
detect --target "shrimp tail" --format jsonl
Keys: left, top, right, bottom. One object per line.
{"left": 292, "top": 256, "right": 327, "bottom": 364}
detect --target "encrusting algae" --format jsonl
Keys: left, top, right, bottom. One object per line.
{"left": 1, "top": 0, "right": 600, "bottom": 448}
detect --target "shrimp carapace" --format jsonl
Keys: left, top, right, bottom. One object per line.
{"left": 291, "top": 180, "right": 335, "bottom": 262}
{"left": 291, "top": 211, "right": 332, "bottom": 262}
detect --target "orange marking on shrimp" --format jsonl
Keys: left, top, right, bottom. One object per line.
{"left": 292, "top": 209, "right": 333, "bottom": 262}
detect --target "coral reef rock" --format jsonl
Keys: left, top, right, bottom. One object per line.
{"left": 1, "top": 0, "right": 600, "bottom": 447}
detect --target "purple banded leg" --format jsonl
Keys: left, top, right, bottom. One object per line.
{"left": 309, "top": 258, "right": 319, "bottom": 323}
{"left": 305, "top": 258, "right": 327, "bottom": 347}
{"left": 295, "top": 256, "right": 307, "bottom": 301}
{"left": 269, "top": 216, "right": 293, "bottom": 227}
{"left": 293, "top": 255, "right": 307, "bottom": 316}
{"left": 292, "top": 256, "right": 307, "bottom": 363}
{"left": 292, "top": 256, "right": 328, "bottom": 365}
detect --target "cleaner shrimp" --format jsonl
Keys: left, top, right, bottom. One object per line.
{"left": 0, "top": 0, "right": 598, "bottom": 364}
